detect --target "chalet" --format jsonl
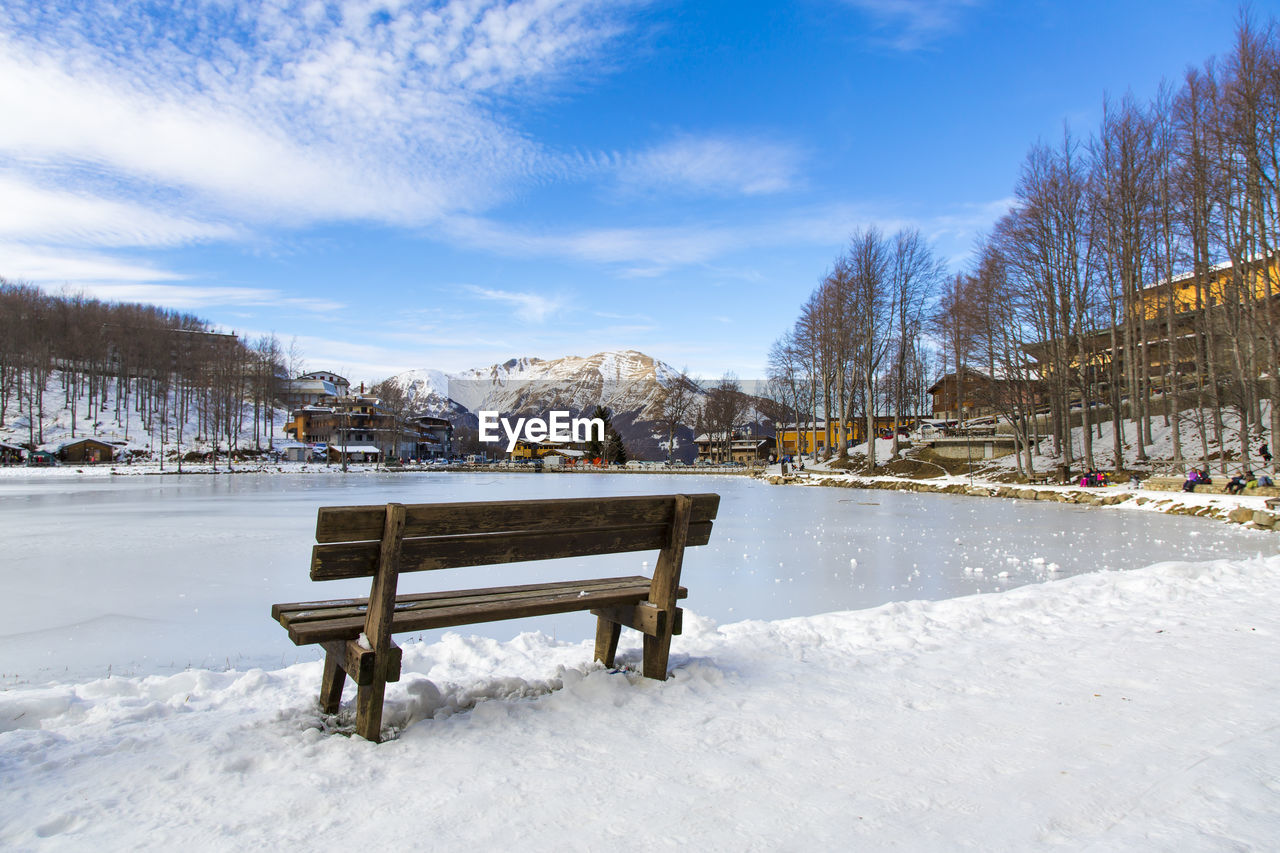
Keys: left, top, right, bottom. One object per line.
{"left": 927, "top": 369, "right": 1007, "bottom": 420}
{"left": 58, "top": 437, "right": 117, "bottom": 463}
{"left": 411, "top": 415, "right": 453, "bottom": 459}
{"left": 279, "top": 371, "right": 351, "bottom": 409}
{"left": 0, "top": 441, "right": 24, "bottom": 465}
{"left": 694, "top": 430, "right": 776, "bottom": 464}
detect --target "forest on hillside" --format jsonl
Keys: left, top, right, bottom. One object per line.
{"left": 0, "top": 280, "right": 286, "bottom": 454}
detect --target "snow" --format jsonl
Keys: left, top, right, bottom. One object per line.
{"left": 985, "top": 399, "right": 1277, "bottom": 475}
{"left": 2, "top": 456, "right": 1279, "bottom": 846}
{"left": 2, "top": 554, "right": 1278, "bottom": 848}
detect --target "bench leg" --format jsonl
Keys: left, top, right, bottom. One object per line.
{"left": 594, "top": 616, "right": 622, "bottom": 667}
{"left": 355, "top": 680, "right": 387, "bottom": 743}
{"left": 319, "top": 647, "right": 347, "bottom": 714}
{"left": 642, "top": 632, "right": 672, "bottom": 681}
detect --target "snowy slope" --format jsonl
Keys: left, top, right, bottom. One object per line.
{"left": 0, "top": 376, "right": 289, "bottom": 455}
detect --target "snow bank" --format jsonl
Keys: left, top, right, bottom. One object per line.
{"left": 3, "top": 556, "right": 1278, "bottom": 849}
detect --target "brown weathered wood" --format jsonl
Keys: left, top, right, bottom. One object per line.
{"left": 590, "top": 602, "right": 682, "bottom": 638}
{"left": 315, "top": 493, "right": 720, "bottom": 543}
{"left": 319, "top": 644, "right": 347, "bottom": 713}
{"left": 643, "top": 494, "right": 692, "bottom": 680}
{"left": 273, "top": 492, "right": 721, "bottom": 739}
{"left": 594, "top": 616, "right": 621, "bottom": 667}
{"left": 274, "top": 575, "right": 678, "bottom": 617}
{"left": 311, "top": 520, "right": 714, "bottom": 581}
{"left": 355, "top": 680, "right": 386, "bottom": 742}
{"left": 286, "top": 582, "right": 670, "bottom": 645}
{"left": 277, "top": 577, "right": 689, "bottom": 630}
{"left": 353, "top": 503, "right": 405, "bottom": 743}
{"left": 320, "top": 638, "right": 403, "bottom": 686}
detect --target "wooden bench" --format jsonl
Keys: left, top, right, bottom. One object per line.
{"left": 271, "top": 492, "right": 721, "bottom": 741}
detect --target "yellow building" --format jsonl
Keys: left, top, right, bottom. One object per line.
{"left": 776, "top": 418, "right": 901, "bottom": 456}
{"left": 1026, "top": 254, "right": 1279, "bottom": 390}
{"left": 1139, "top": 255, "right": 1280, "bottom": 321}
{"left": 509, "top": 438, "right": 583, "bottom": 459}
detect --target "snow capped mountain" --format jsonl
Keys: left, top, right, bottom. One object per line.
{"left": 385, "top": 349, "right": 697, "bottom": 458}
{"left": 388, "top": 349, "right": 684, "bottom": 421}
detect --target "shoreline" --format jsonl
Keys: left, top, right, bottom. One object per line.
{"left": 765, "top": 464, "right": 1280, "bottom": 534}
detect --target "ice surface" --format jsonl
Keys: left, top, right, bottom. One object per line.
{"left": 0, "top": 473, "right": 1268, "bottom": 686}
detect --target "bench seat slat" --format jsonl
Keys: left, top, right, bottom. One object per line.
{"left": 272, "top": 576, "right": 670, "bottom": 619}
{"left": 278, "top": 576, "right": 688, "bottom": 625}
{"left": 311, "top": 520, "right": 714, "bottom": 581}
{"left": 280, "top": 576, "right": 684, "bottom": 645}
{"left": 315, "top": 493, "right": 721, "bottom": 543}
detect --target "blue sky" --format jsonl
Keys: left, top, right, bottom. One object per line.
{"left": 0, "top": 0, "right": 1247, "bottom": 384}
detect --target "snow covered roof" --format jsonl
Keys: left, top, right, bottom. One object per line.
{"left": 56, "top": 437, "right": 115, "bottom": 450}
{"left": 694, "top": 433, "right": 768, "bottom": 446}
{"left": 328, "top": 444, "right": 383, "bottom": 453}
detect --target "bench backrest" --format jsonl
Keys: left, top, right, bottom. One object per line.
{"left": 311, "top": 493, "right": 721, "bottom": 581}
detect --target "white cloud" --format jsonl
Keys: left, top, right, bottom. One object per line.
{"left": 465, "top": 285, "right": 565, "bottom": 322}
{"left": 445, "top": 204, "right": 879, "bottom": 268}
{"left": 444, "top": 197, "right": 1004, "bottom": 273}
{"left": 0, "top": 173, "right": 236, "bottom": 246}
{"left": 0, "top": 1, "right": 635, "bottom": 229}
{"left": 0, "top": 243, "right": 187, "bottom": 284}
{"left": 840, "top": 0, "right": 981, "bottom": 50}
{"left": 613, "top": 135, "right": 802, "bottom": 197}
{"left": 53, "top": 283, "right": 347, "bottom": 313}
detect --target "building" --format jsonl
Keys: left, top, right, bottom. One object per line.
{"left": 284, "top": 398, "right": 448, "bottom": 462}
{"left": 508, "top": 437, "right": 586, "bottom": 460}
{"left": 410, "top": 415, "right": 453, "bottom": 459}
{"left": 926, "top": 369, "right": 1011, "bottom": 420}
{"left": 326, "top": 444, "right": 382, "bottom": 464}
{"left": 279, "top": 371, "right": 351, "bottom": 409}
{"left": 27, "top": 450, "right": 57, "bottom": 466}
{"left": 1024, "top": 254, "right": 1280, "bottom": 394}
{"left": 57, "top": 437, "right": 117, "bottom": 463}
{"left": 776, "top": 417, "right": 901, "bottom": 457}
{"left": 694, "top": 430, "right": 776, "bottom": 464}
{"left": 0, "top": 441, "right": 24, "bottom": 465}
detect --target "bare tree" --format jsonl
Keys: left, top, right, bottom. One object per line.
{"left": 653, "top": 367, "right": 699, "bottom": 463}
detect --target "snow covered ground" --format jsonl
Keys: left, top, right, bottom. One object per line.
{"left": 2, "top": 553, "right": 1277, "bottom": 849}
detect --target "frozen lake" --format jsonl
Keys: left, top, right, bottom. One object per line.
{"left": 0, "top": 472, "right": 1270, "bottom": 685}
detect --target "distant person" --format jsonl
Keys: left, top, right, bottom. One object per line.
{"left": 1199, "top": 468, "right": 1213, "bottom": 486}
{"left": 1260, "top": 443, "right": 1272, "bottom": 465}
{"left": 1182, "top": 469, "right": 1199, "bottom": 492}
{"left": 1245, "top": 471, "right": 1258, "bottom": 490}
{"left": 1226, "top": 473, "right": 1247, "bottom": 495}
{"left": 1129, "top": 474, "right": 1141, "bottom": 490}
{"left": 1258, "top": 473, "right": 1275, "bottom": 487}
